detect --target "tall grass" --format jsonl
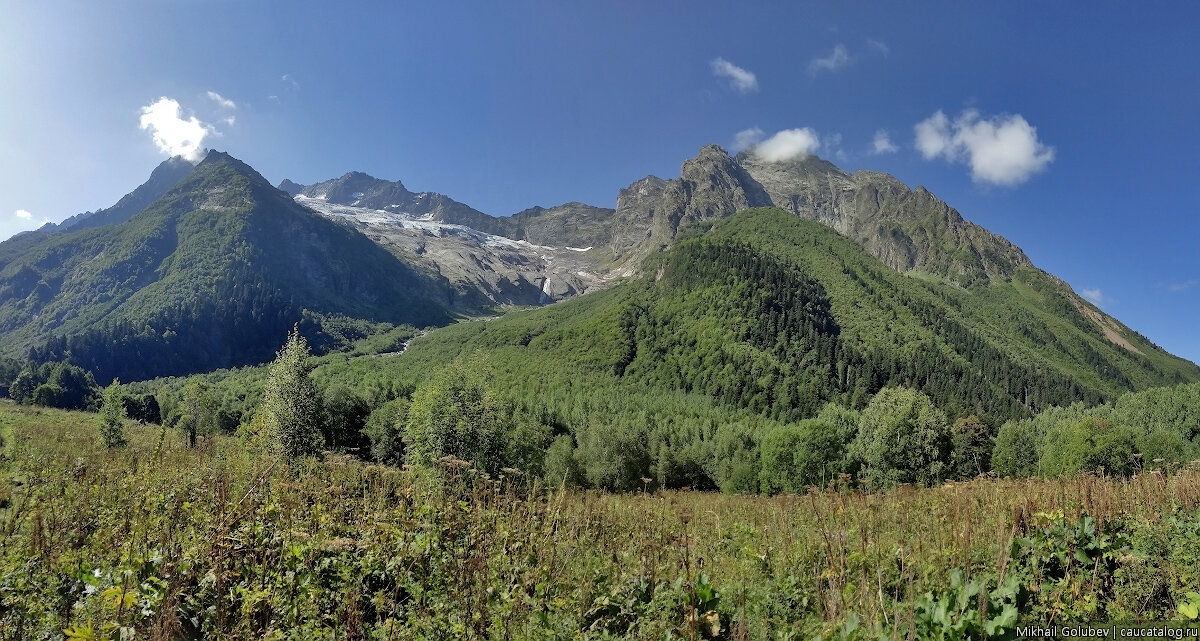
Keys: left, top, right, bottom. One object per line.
{"left": 2, "top": 402, "right": 1199, "bottom": 639}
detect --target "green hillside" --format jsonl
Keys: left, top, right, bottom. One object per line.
{"left": 317, "top": 208, "right": 1196, "bottom": 421}
{"left": 132, "top": 208, "right": 1197, "bottom": 493}
{"left": 0, "top": 151, "right": 453, "bottom": 383}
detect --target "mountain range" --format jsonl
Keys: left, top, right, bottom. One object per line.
{"left": 0, "top": 145, "right": 1195, "bottom": 412}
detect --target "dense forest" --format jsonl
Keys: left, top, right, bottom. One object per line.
{"left": 7, "top": 211, "right": 1200, "bottom": 497}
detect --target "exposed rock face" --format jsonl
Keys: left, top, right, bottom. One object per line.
{"left": 284, "top": 143, "right": 1042, "bottom": 307}
{"left": 600, "top": 145, "right": 1032, "bottom": 286}
{"left": 298, "top": 198, "right": 608, "bottom": 309}
{"left": 509, "top": 202, "right": 615, "bottom": 248}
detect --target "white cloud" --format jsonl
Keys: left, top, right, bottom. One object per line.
{"left": 206, "top": 91, "right": 236, "bottom": 109}
{"left": 1168, "top": 279, "right": 1199, "bottom": 292}
{"left": 1081, "top": 288, "right": 1105, "bottom": 305}
{"left": 753, "top": 128, "right": 820, "bottom": 162}
{"left": 14, "top": 209, "right": 32, "bottom": 220}
{"left": 871, "top": 129, "right": 898, "bottom": 154}
{"left": 732, "top": 127, "right": 764, "bottom": 152}
{"left": 867, "top": 38, "right": 890, "bottom": 56}
{"left": 914, "top": 109, "right": 1055, "bottom": 185}
{"left": 223, "top": 116, "right": 236, "bottom": 127}
{"left": 808, "top": 44, "right": 851, "bottom": 75}
{"left": 710, "top": 57, "right": 758, "bottom": 93}
{"left": 282, "top": 74, "right": 300, "bottom": 91}
{"left": 824, "top": 132, "right": 848, "bottom": 162}
{"left": 139, "top": 97, "right": 212, "bottom": 162}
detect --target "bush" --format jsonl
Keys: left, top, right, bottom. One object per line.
{"left": 851, "top": 387, "right": 950, "bottom": 488}
{"left": 404, "top": 357, "right": 506, "bottom": 474}
{"left": 992, "top": 420, "right": 1043, "bottom": 478}
{"left": 364, "top": 397, "right": 410, "bottom": 466}
{"left": 759, "top": 418, "right": 844, "bottom": 493}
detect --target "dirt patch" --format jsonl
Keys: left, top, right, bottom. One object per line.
{"left": 1073, "top": 298, "right": 1143, "bottom": 356}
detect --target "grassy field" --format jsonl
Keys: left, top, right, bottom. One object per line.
{"left": 4, "top": 402, "right": 1200, "bottom": 639}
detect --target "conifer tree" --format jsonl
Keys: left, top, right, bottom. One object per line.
{"left": 98, "top": 379, "right": 128, "bottom": 448}
{"left": 257, "top": 326, "right": 323, "bottom": 460}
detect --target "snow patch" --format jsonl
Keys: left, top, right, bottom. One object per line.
{"left": 565, "top": 246, "right": 593, "bottom": 252}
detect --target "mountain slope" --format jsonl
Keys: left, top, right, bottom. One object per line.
{"left": 0, "top": 151, "right": 453, "bottom": 382}
{"left": 320, "top": 208, "right": 1198, "bottom": 432}
{"left": 57, "top": 156, "right": 197, "bottom": 231}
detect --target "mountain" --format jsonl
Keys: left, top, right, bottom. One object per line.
{"left": 0, "top": 151, "right": 452, "bottom": 382}
{"left": 58, "top": 156, "right": 196, "bottom": 231}
{"left": 279, "top": 173, "right": 616, "bottom": 307}
{"left": 282, "top": 146, "right": 1198, "bottom": 391}
{"left": 326, "top": 208, "right": 1200, "bottom": 436}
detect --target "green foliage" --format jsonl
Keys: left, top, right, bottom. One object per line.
{"left": 949, "top": 415, "right": 993, "bottom": 479}
{"left": 992, "top": 420, "right": 1043, "bottom": 478}
{"left": 179, "top": 381, "right": 219, "bottom": 448}
{"left": 543, "top": 434, "right": 584, "bottom": 487}
{"left": 851, "top": 386, "right": 950, "bottom": 488}
{"left": 257, "top": 327, "right": 323, "bottom": 460}
{"left": 575, "top": 420, "right": 653, "bottom": 492}
{"left": 404, "top": 356, "right": 506, "bottom": 474}
{"left": 322, "top": 383, "right": 371, "bottom": 453}
{"left": 19, "top": 361, "right": 99, "bottom": 411}
{"left": 363, "top": 396, "right": 410, "bottom": 465}
{"left": 97, "top": 380, "right": 127, "bottom": 448}
{"left": 759, "top": 418, "right": 845, "bottom": 493}
{"left": 1040, "top": 417, "right": 1139, "bottom": 477}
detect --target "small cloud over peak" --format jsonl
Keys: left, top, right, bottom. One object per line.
{"left": 139, "top": 97, "right": 213, "bottom": 162}
{"left": 732, "top": 127, "right": 764, "bottom": 152}
{"left": 808, "top": 44, "right": 851, "bottom": 75}
{"left": 206, "top": 91, "right": 236, "bottom": 110}
{"left": 710, "top": 57, "right": 758, "bottom": 93}
{"left": 1168, "top": 279, "right": 1199, "bottom": 293}
{"left": 751, "top": 128, "right": 821, "bottom": 162}
{"left": 1081, "top": 288, "right": 1106, "bottom": 305}
{"left": 915, "top": 108, "right": 1055, "bottom": 186}
{"left": 14, "top": 209, "right": 32, "bottom": 220}
{"left": 871, "top": 129, "right": 898, "bottom": 155}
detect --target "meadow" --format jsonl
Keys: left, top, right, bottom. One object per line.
{"left": 3, "top": 402, "right": 1200, "bottom": 640}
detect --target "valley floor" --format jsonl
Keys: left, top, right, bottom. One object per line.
{"left": 3, "top": 403, "right": 1200, "bottom": 639}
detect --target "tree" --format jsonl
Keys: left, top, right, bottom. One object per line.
{"left": 543, "top": 435, "right": 584, "bottom": 488}
{"left": 850, "top": 386, "right": 950, "bottom": 488}
{"left": 992, "top": 420, "right": 1043, "bottom": 478}
{"left": 404, "top": 357, "right": 506, "bottom": 474}
{"left": 98, "top": 380, "right": 128, "bottom": 448}
{"left": 1040, "top": 416, "right": 1138, "bottom": 477}
{"left": 323, "top": 383, "right": 372, "bottom": 454}
{"left": 180, "top": 381, "right": 219, "bottom": 448}
{"left": 949, "top": 415, "right": 993, "bottom": 479}
{"left": 364, "top": 397, "right": 411, "bottom": 465}
{"left": 760, "top": 418, "right": 845, "bottom": 493}
{"left": 256, "top": 327, "right": 323, "bottom": 460}
{"left": 9, "top": 368, "right": 36, "bottom": 404}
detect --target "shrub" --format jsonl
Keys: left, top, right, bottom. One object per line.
{"left": 850, "top": 386, "right": 950, "bottom": 488}
{"left": 364, "top": 397, "right": 410, "bottom": 465}
{"left": 759, "top": 418, "right": 844, "bottom": 493}
{"left": 404, "top": 357, "right": 506, "bottom": 474}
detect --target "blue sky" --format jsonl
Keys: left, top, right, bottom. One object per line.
{"left": 2, "top": 2, "right": 1199, "bottom": 363}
